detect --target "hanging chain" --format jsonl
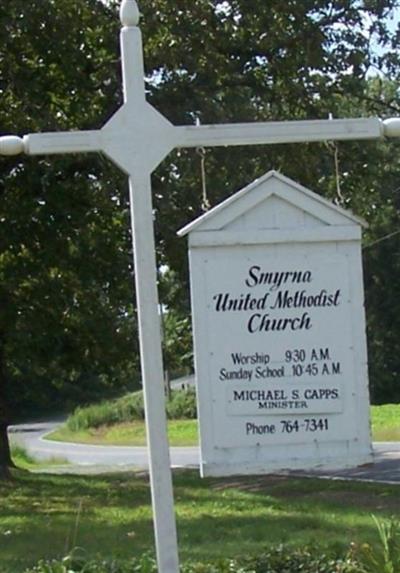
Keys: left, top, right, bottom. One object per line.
{"left": 195, "top": 116, "right": 211, "bottom": 212}
{"left": 196, "top": 146, "right": 211, "bottom": 212}
{"left": 325, "top": 139, "right": 343, "bottom": 205}
{"left": 324, "top": 119, "right": 400, "bottom": 250}
{"left": 325, "top": 114, "right": 343, "bottom": 204}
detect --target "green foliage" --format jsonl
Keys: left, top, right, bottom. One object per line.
{"left": 165, "top": 387, "right": 197, "bottom": 420}
{"left": 243, "top": 546, "right": 362, "bottom": 573}
{"left": 159, "top": 269, "right": 194, "bottom": 372}
{"left": 66, "top": 388, "right": 197, "bottom": 431}
{"left": 66, "top": 392, "right": 145, "bottom": 431}
{"left": 23, "top": 547, "right": 364, "bottom": 573}
{"left": 358, "top": 516, "right": 400, "bottom": 573}
{"left": 371, "top": 404, "right": 400, "bottom": 441}
{"left": 143, "top": 1, "right": 400, "bottom": 404}
{"left": 1, "top": 0, "right": 400, "bottom": 446}
{"left": 10, "top": 442, "right": 36, "bottom": 467}
{"left": 24, "top": 552, "right": 157, "bottom": 573}
{"left": 0, "top": 0, "right": 140, "bottom": 420}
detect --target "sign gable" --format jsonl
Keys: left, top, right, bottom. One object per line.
{"left": 178, "top": 170, "right": 366, "bottom": 236}
{"left": 225, "top": 193, "right": 325, "bottom": 231}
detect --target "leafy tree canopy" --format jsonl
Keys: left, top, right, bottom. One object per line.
{"left": 0, "top": 0, "right": 139, "bottom": 421}
{"left": 0, "top": 0, "right": 400, "bottom": 475}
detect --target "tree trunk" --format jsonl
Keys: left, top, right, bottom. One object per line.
{"left": 0, "top": 424, "right": 12, "bottom": 479}
{"left": 0, "top": 332, "right": 14, "bottom": 478}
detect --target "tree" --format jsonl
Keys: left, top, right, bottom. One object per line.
{"left": 1, "top": 0, "right": 400, "bottom": 478}
{"left": 159, "top": 268, "right": 193, "bottom": 381}
{"left": 0, "top": 0, "right": 139, "bottom": 477}
{"left": 140, "top": 0, "right": 400, "bottom": 403}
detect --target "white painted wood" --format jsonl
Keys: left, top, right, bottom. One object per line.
{"left": 176, "top": 117, "right": 383, "bottom": 148}
{"left": 101, "top": 25, "right": 177, "bottom": 175}
{"left": 303, "top": 211, "right": 322, "bottom": 228}
{"left": 188, "top": 226, "right": 361, "bottom": 248}
{"left": 101, "top": 101, "right": 177, "bottom": 175}
{"left": 346, "top": 242, "right": 372, "bottom": 444}
{"left": 120, "top": 26, "right": 145, "bottom": 104}
{"left": 200, "top": 439, "right": 373, "bottom": 476}
{"left": 183, "top": 173, "right": 372, "bottom": 476}
{"left": 8, "top": 116, "right": 400, "bottom": 162}
{"left": 24, "top": 130, "right": 102, "bottom": 155}
{"left": 128, "top": 172, "right": 180, "bottom": 573}
{"left": 178, "top": 171, "right": 366, "bottom": 236}
{"left": 120, "top": 0, "right": 140, "bottom": 27}
{"left": 119, "top": 8, "right": 180, "bottom": 573}
{"left": 383, "top": 117, "right": 400, "bottom": 137}
{"left": 267, "top": 195, "right": 306, "bottom": 229}
{"left": 0, "top": 135, "right": 25, "bottom": 155}
{"left": 227, "top": 194, "right": 281, "bottom": 231}
{"left": 188, "top": 252, "right": 216, "bottom": 474}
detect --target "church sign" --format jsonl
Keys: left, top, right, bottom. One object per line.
{"left": 179, "top": 170, "right": 372, "bottom": 477}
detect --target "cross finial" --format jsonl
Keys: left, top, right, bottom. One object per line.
{"left": 120, "top": 0, "right": 140, "bottom": 27}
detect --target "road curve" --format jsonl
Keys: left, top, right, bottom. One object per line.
{"left": 9, "top": 421, "right": 199, "bottom": 469}
{"left": 8, "top": 421, "right": 400, "bottom": 483}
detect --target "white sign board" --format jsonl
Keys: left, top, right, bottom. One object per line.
{"left": 179, "top": 171, "right": 372, "bottom": 476}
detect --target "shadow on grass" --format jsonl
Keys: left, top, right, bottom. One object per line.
{"left": 176, "top": 512, "right": 373, "bottom": 560}
{"left": 172, "top": 471, "right": 400, "bottom": 559}
{"left": 0, "top": 468, "right": 399, "bottom": 572}
{"left": 0, "top": 470, "right": 154, "bottom": 573}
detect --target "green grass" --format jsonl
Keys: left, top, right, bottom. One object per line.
{"left": 371, "top": 403, "right": 400, "bottom": 441}
{"left": 10, "top": 443, "right": 39, "bottom": 469}
{"left": 0, "top": 469, "right": 399, "bottom": 573}
{"left": 10, "top": 442, "right": 68, "bottom": 470}
{"left": 47, "top": 403, "right": 400, "bottom": 446}
{"left": 49, "top": 419, "right": 198, "bottom": 446}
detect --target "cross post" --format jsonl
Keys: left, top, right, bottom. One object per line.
{"left": 2, "top": 2, "right": 400, "bottom": 573}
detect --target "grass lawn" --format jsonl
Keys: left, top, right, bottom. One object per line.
{"left": 48, "top": 403, "right": 400, "bottom": 446}
{"left": 0, "top": 468, "right": 399, "bottom": 573}
{"left": 10, "top": 442, "right": 68, "bottom": 471}
{"left": 371, "top": 403, "right": 400, "bottom": 441}
{"left": 49, "top": 419, "right": 198, "bottom": 446}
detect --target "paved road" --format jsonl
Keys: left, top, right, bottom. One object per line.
{"left": 8, "top": 421, "right": 400, "bottom": 483}
{"left": 9, "top": 421, "right": 199, "bottom": 469}
{"left": 292, "top": 442, "right": 400, "bottom": 484}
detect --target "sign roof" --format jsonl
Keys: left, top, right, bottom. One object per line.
{"left": 178, "top": 170, "right": 367, "bottom": 236}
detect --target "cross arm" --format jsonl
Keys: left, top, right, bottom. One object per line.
{"left": 0, "top": 130, "right": 102, "bottom": 156}
{"left": 175, "top": 117, "right": 395, "bottom": 149}
{"left": 25, "top": 130, "right": 102, "bottom": 155}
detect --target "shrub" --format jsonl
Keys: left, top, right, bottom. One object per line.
{"left": 66, "top": 388, "right": 197, "bottom": 431}
{"left": 166, "top": 388, "right": 197, "bottom": 420}
{"left": 24, "top": 547, "right": 363, "bottom": 573}
{"left": 357, "top": 516, "right": 400, "bottom": 573}
{"left": 24, "top": 552, "right": 157, "bottom": 573}
{"left": 66, "top": 402, "right": 121, "bottom": 431}
{"left": 243, "top": 546, "right": 362, "bottom": 572}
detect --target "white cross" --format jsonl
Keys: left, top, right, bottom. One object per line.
{"left": 2, "top": 2, "right": 400, "bottom": 572}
